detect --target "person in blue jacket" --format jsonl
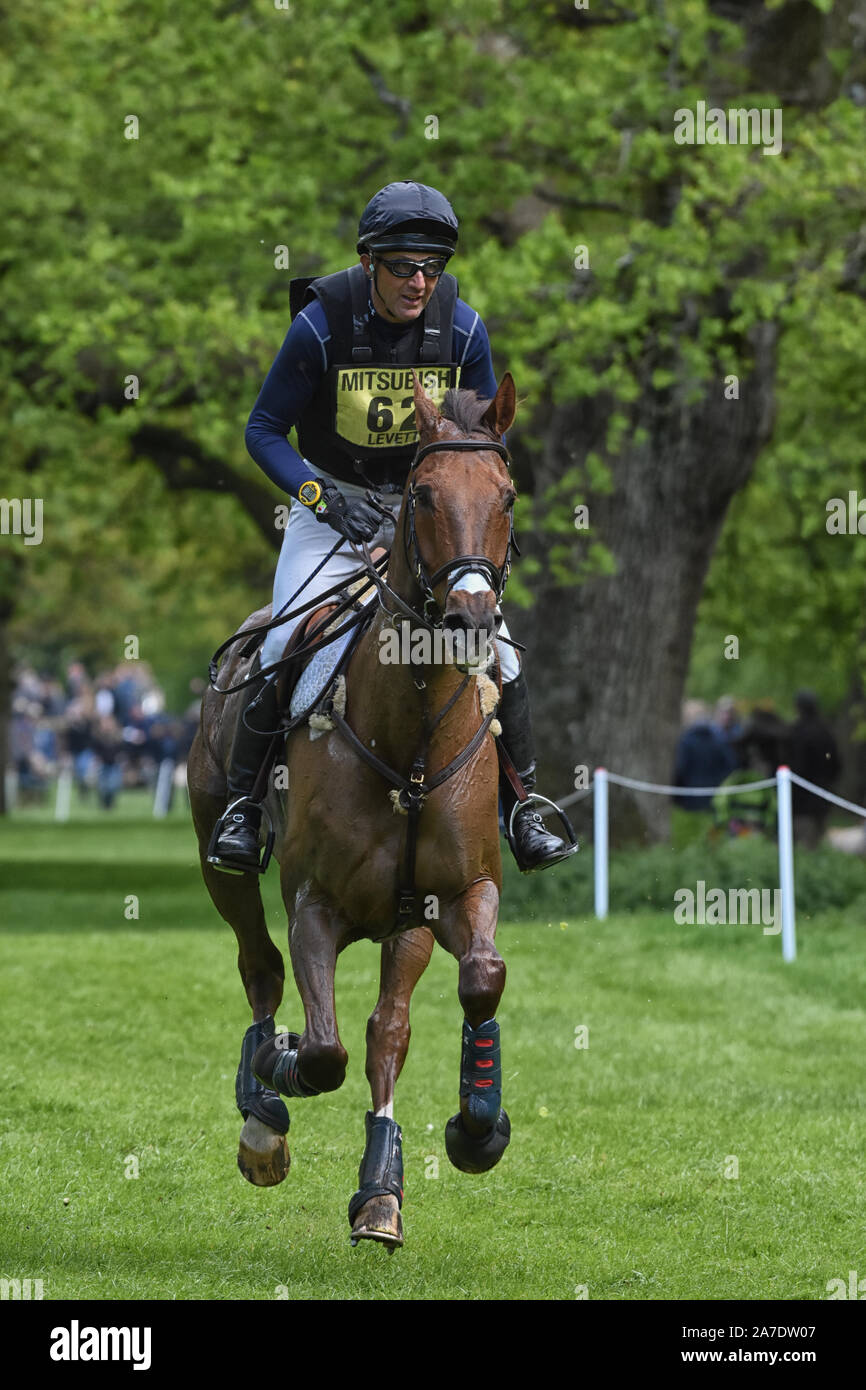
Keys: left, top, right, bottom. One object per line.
{"left": 210, "top": 181, "right": 577, "bottom": 878}
{"left": 674, "top": 701, "right": 739, "bottom": 811}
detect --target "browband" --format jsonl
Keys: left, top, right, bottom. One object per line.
{"left": 412, "top": 438, "right": 510, "bottom": 468}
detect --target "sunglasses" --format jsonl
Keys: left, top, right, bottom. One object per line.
{"left": 376, "top": 256, "right": 449, "bottom": 278}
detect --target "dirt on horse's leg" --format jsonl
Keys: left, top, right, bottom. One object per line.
{"left": 433, "top": 880, "right": 512, "bottom": 1173}
{"left": 190, "top": 781, "right": 289, "bottom": 1186}
{"left": 288, "top": 892, "right": 353, "bottom": 1095}
{"left": 350, "top": 927, "right": 435, "bottom": 1251}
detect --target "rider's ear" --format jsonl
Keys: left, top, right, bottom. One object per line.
{"left": 411, "top": 370, "right": 444, "bottom": 438}
{"left": 480, "top": 372, "right": 516, "bottom": 437}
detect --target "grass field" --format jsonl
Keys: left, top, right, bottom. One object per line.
{"left": 1, "top": 798, "right": 865, "bottom": 1301}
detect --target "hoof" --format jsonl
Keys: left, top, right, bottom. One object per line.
{"left": 349, "top": 1194, "right": 404, "bottom": 1250}
{"left": 445, "top": 1108, "right": 511, "bottom": 1174}
{"left": 237, "top": 1114, "right": 290, "bottom": 1187}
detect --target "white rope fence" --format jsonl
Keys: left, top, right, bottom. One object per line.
{"left": 542, "top": 765, "right": 866, "bottom": 964}
{"left": 26, "top": 756, "right": 866, "bottom": 967}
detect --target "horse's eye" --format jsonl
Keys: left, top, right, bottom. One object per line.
{"left": 504, "top": 491, "right": 516, "bottom": 511}
{"left": 414, "top": 486, "right": 435, "bottom": 511}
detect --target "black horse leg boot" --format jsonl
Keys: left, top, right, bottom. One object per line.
{"left": 208, "top": 656, "right": 282, "bottom": 874}
{"left": 497, "top": 669, "right": 579, "bottom": 872}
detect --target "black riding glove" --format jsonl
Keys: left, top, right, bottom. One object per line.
{"left": 313, "top": 484, "right": 382, "bottom": 544}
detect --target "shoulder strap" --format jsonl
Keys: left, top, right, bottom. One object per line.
{"left": 289, "top": 265, "right": 460, "bottom": 365}
{"left": 418, "top": 271, "right": 459, "bottom": 363}
{"left": 292, "top": 264, "right": 373, "bottom": 362}
{"left": 289, "top": 276, "right": 316, "bottom": 321}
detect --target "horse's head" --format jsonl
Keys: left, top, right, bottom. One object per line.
{"left": 393, "top": 372, "right": 517, "bottom": 672}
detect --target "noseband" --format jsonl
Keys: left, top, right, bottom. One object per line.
{"left": 403, "top": 438, "right": 515, "bottom": 624}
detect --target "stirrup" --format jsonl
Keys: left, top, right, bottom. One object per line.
{"left": 206, "top": 796, "right": 276, "bottom": 876}
{"left": 506, "top": 792, "right": 579, "bottom": 868}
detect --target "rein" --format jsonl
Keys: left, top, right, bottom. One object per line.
{"left": 327, "top": 436, "right": 516, "bottom": 925}
{"left": 208, "top": 437, "right": 522, "bottom": 695}
{"left": 208, "top": 432, "right": 523, "bottom": 926}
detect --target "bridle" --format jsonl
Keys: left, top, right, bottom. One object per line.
{"left": 206, "top": 427, "right": 550, "bottom": 920}
{"left": 396, "top": 436, "right": 517, "bottom": 627}
{"left": 208, "top": 434, "right": 521, "bottom": 698}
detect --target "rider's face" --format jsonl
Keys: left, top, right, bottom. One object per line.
{"left": 360, "top": 248, "right": 441, "bottom": 324}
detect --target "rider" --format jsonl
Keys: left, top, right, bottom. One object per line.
{"left": 209, "top": 180, "right": 576, "bottom": 876}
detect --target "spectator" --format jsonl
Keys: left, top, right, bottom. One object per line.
{"left": 64, "top": 696, "right": 95, "bottom": 795}
{"left": 713, "top": 695, "right": 743, "bottom": 760}
{"left": 65, "top": 661, "right": 90, "bottom": 701}
{"left": 788, "top": 690, "right": 840, "bottom": 849}
{"left": 674, "top": 699, "right": 739, "bottom": 811}
{"left": 90, "top": 715, "right": 124, "bottom": 810}
{"left": 94, "top": 679, "right": 115, "bottom": 718}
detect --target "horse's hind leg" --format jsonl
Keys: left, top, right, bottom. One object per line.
{"left": 350, "top": 927, "right": 434, "bottom": 1251}
{"left": 432, "top": 880, "right": 511, "bottom": 1174}
{"left": 189, "top": 771, "right": 290, "bottom": 1187}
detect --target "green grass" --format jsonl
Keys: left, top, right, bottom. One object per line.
{"left": 1, "top": 811, "right": 865, "bottom": 1300}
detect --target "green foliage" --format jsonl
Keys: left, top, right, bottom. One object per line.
{"left": 2, "top": 0, "right": 865, "bottom": 705}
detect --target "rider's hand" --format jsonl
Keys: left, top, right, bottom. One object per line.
{"left": 313, "top": 484, "right": 382, "bottom": 544}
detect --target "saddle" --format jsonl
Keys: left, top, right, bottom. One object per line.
{"left": 274, "top": 603, "right": 340, "bottom": 713}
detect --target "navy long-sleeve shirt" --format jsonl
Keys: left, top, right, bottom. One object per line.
{"left": 245, "top": 279, "right": 499, "bottom": 498}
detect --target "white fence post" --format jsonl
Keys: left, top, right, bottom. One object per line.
{"left": 54, "top": 766, "right": 73, "bottom": 822}
{"left": 594, "top": 767, "right": 608, "bottom": 920}
{"left": 776, "top": 765, "right": 797, "bottom": 962}
{"left": 153, "top": 758, "right": 175, "bottom": 819}
{"left": 4, "top": 768, "right": 18, "bottom": 812}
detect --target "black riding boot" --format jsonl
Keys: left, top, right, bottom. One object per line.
{"left": 207, "top": 657, "right": 282, "bottom": 874}
{"left": 497, "top": 669, "right": 579, "bottom": 872}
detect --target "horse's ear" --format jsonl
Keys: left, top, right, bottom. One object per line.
{"left": 480, "top": 372, "right": 516, "bottom": 437}
{"left": 412, "top": 370, "right": 444, "bottom": 439}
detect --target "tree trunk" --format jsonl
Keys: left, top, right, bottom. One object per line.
{"left": 518, "top": 323, "right": 778, "bottom": 843}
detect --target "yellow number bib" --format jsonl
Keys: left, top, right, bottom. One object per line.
{"left": 334, "top": 365, "right": 460, "bottom": 451}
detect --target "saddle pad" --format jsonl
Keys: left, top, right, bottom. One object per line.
{"left": 290, "top": 627, "right": 354, "bottom": 719}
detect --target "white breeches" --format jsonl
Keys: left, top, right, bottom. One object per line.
{"left": 261, "top": 468, "right": 521, "bottom": 682}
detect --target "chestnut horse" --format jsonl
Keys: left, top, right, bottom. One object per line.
{"left": 188, "top": 372, "right": 518, "bottom": 1248}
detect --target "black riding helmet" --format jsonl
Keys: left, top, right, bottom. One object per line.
{"left": 356, "top": 180, "right": 458, "bottom": 256}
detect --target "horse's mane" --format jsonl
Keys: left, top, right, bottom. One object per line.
{"left": 440, "top": 387, "right": 499, "bottom": 441}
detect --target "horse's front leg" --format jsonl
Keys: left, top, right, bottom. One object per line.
{"left": 433, "top": 879, "right": 511, "bottom": 1173}
{"left": 350, "top": 926, "right": 434, "bottom": 1251}
{"left": 250, "top": 890, "right": 353, "bottom": 1104}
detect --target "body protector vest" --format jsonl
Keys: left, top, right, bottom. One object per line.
{"left": 289, "top": 263, "right": 461, "bottom": 492}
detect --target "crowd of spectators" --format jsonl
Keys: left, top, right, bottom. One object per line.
{"left": 7, "top": 665, "right": 849, "bottom": 843}
{"left": 8, "top": 661, "right": 202, "bottom": 810}
{"left": 674, "top": 692, "right": 842, "bottom": 847}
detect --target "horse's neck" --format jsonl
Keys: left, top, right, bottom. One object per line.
{"left": 349, "top": 609, "right": 480, "bottom": 771}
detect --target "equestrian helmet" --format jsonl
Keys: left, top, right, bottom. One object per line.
{"left": 357, "top": 181, "right": 458, "bottom": 256}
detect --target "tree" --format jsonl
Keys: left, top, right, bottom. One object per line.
{"left": 2, "top": 0, "right": 864, "bottom": 841}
